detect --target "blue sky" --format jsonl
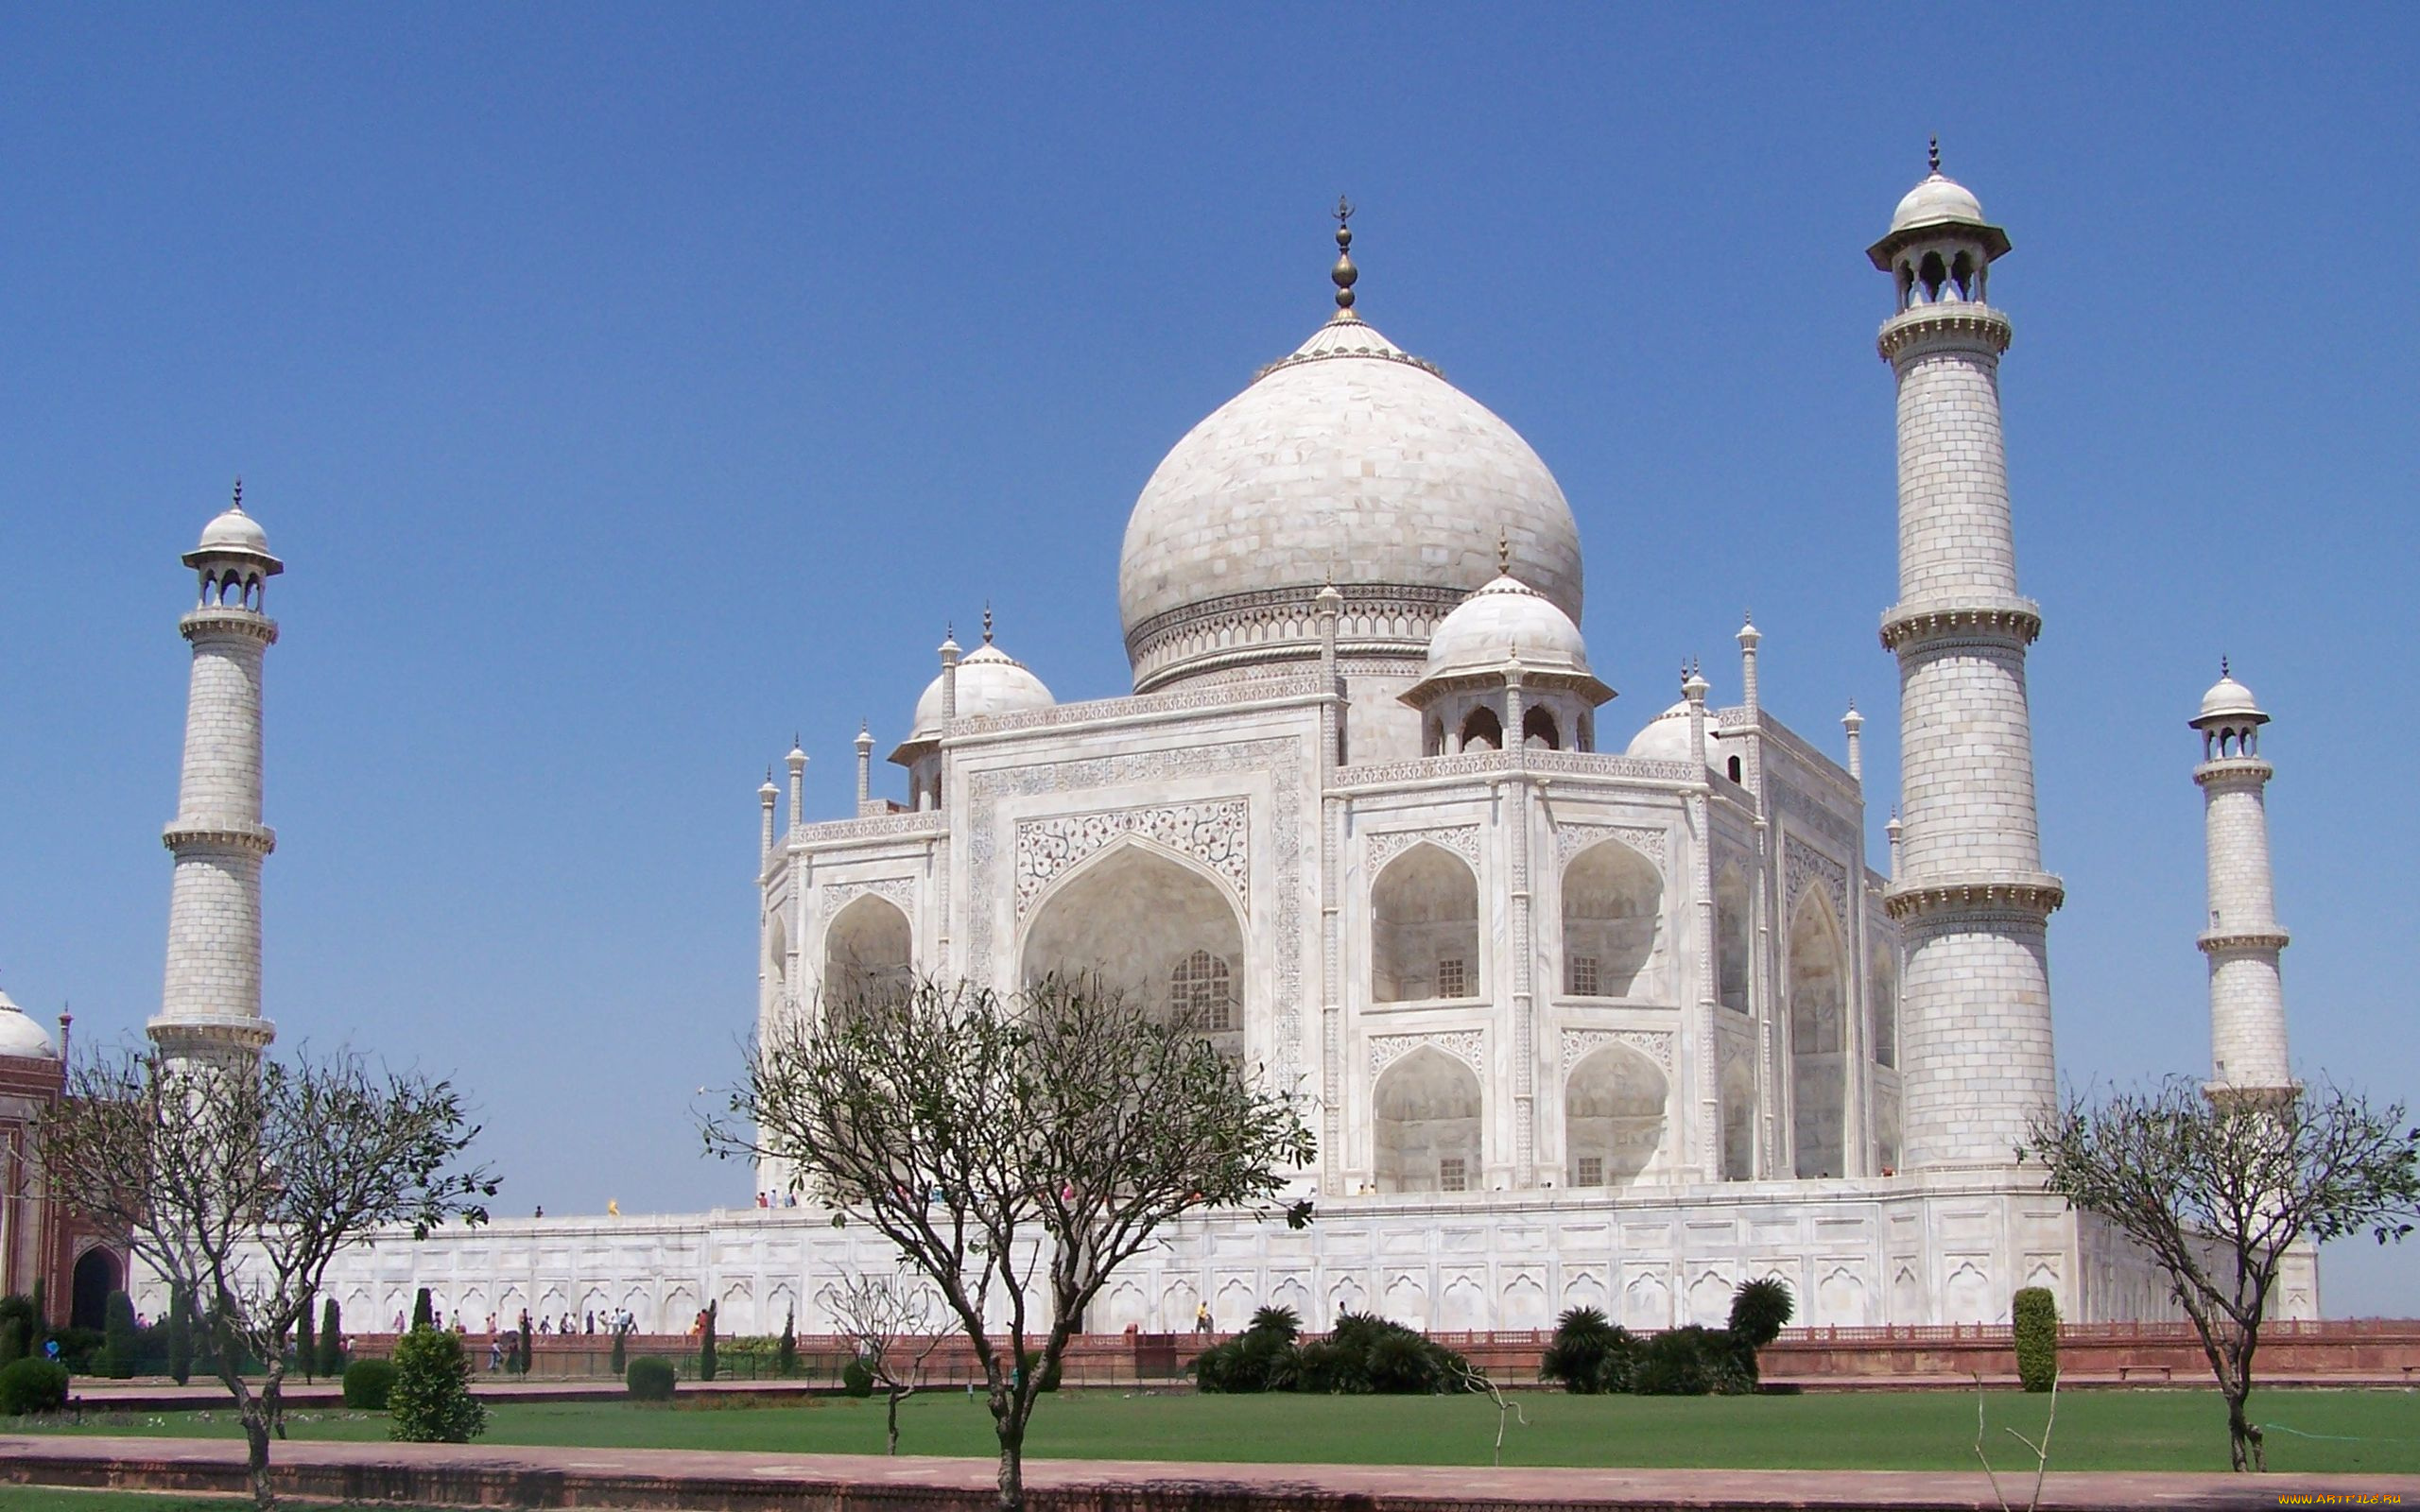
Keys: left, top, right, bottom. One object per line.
{"left": 4, "top": 8, "right": 2414, "bottom": 1314}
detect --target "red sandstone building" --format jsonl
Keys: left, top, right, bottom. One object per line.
{"left": 0, "top": 993, "right": 124, "bottom": 1329}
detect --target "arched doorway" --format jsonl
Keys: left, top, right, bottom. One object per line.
{"left": 1561, "top": 840, "right": 1662, "bottom": 999}
{"left": 1371, "top": 843, "right": 1479, "bottom": 1004}
{"left": 1373, "top": 1047, "right": 1481, "bottom": 1193}
{"left": 1021, "top": 844, "right": 1246, "bottom": 1055}
{"left": 1789, "top": 895, "right": 1848, "bottom": 1178}
{"left": 71, "top": 1247, "right": 121, "bottom": 1331}
{"left": 823, "top": 894, "right": 911, "bottom": 1018}
{"left": 1563, "top": 1045, "right": 1666, "bottom": 1188}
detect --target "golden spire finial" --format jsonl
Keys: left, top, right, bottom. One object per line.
{"left": 1331, "top": 196, "right": 1358, "bottom": 317}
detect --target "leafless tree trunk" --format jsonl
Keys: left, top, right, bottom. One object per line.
{"left": 2025, "top": 1077, "right": 2417, "bottom": 1472}
{"left": 38, "top": 1046, "right": 495, "bottom": 1510}
{"left": 706, "top": 975, "right": 1313, "bottom": 1510}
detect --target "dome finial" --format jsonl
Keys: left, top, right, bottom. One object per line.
{"left": 1330, "top": 196, "right": 1358, "bottom": 318}
{"left": 982, "top": 602, "right": 994, "bottom": 644}
{"left": 231, "top": 474, "right": 245, "bottom": 513}
{"left": 2221, "top": 654, "right": 2231, "bottom": 679}
{"left": 1928, "top": 135, "right": 1941, "bottom": 175}
{"left": 1496, "top": 526, "right": 1511, "bottom": 576}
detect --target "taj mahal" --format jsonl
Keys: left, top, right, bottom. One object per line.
{"left": 5, "top": 148, "right": 2318, "bottom": 1337}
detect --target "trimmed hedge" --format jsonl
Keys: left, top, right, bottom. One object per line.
{"left": 342, "top": 1357, "right": 397, "bottom": 1409}
{"left": 0, "top": 1357, "right": 70, "bottom": 1416}
{"left": 628, "top": 1356, "right": 678, "bottom": 1402}
{"left": 2013, "top": 1286, "right": 2059, "bottom": 1393}
{"left": 389, "top": 1326, "right": 488, "bottom": 1443}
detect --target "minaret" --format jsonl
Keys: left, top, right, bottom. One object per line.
{"left": 1869, "top": 146, "right": 2062, "bottom": 1170}
{"left": 148, "top": 484, "right": 282, "bottom": 1069}
{"left": 2191, "top": 664, "right": 2293, "bottom": 1096}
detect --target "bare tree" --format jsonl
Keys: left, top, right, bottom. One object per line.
{"left": 705, "top": 974, "right": 1313, "bottom": 1512}
{"left": 819, "top": 1269, "right": 949, "bottom": 1453}
{"left": 2024, "top": 1078, "right": 2419, "bottom": 1470}
{"left": 38, "top": 1046, "right": 495, "bottom": 1510}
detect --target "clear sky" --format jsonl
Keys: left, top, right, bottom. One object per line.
{"left": 4, "top": 7, "right": 2414, "bottom": 1315}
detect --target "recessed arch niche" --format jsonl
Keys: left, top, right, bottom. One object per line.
{"left": 1715, "top": 866, "right": 1751, "bottom": 1014}
{"left": 1562, "top": 839, "right": 1662, "bottom": 999}
{"left": 1372, "top": 1046, "right": 1482, "bottom": 1194}
{"left": 1371, "top": 843, "right": 1479, "bottom": 1004}
{"left": 1563, "top": 1045, "right": 1666, "bottom": 1188}
{"left": 1789, "top": 894, "right": 1848, "bottom": 1178}
{"left": 824, "top": 894, "right": 911, "bottom": 1017}
{"left": 1021, "top": 842, "right": 1245, "bottom": 1050}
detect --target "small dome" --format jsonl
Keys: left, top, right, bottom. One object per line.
{"left": 1423, "top": 574, "right": 1592, "bottom": 681}
{"left": 1890, "top": 172, "right": 1987, "bottom": 235}
{"left": 1624, "top": 699, "right": 1724, "bottom": 769}
{"left": 2195, "top": 671, "right": 2268, "bottom": 727}
{"left": 0, "top": 990, "right": 56, "bottom": 1059}
{"left": 909, "top": 642, "right": 1055, "bottom": 741}
{"left": 198, "top": 507, "right": 270, "bottom": 556}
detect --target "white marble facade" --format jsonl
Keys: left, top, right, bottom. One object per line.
{"left": 302, "top": 162, "right": 2269, "bottom": 1334}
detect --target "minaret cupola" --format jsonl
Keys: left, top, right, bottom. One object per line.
{"left": 1867, "top": 139, "right": 2012, "bottom": 311}
{"left": 185, "top": 478, "right": 285, "bottom": 611}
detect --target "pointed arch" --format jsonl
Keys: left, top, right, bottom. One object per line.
{"left": 1564, "top": 1043, "right": 1667, "bottom": 1188}
{"left": 1459, "top": 706, "right": 1502, "bottom": 751}
{"left": 1371, "top": 842, "right": 1479, "bottom": 1003}
{"left": 824, "top": 893, "right": 911, "bottom": 1018}
{"left": 1561, "top": 838, "right": 1662, "bottom": 999}
{"left": 1789, "top": 891, "right": 1848, "bottom": 1178}
{"left": 1715, "top": 864, "right": 1751, "bottom": 1014}
{"left": 1021, "top": 840, "right": 1246, "bottom": 1044}
{"left": 1373, "top": 1046, "right": 1481, "bottom": 1193}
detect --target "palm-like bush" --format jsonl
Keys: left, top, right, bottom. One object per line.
{"left": 1541, "top": 1305, "right": 1638, "bottom": 1393}
{"left": 1727, "top": 1279, "right": 1793, "bottom": 1348}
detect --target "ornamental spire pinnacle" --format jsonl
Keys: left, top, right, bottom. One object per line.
{"left": 231, "top": 475, "right": 245, "bottom": 513}
{"left": 1331, "top": 197, "right": 1358, "bottom": 318}
{"left": 1928, "top": 135, "right": 1942, "bottom": 175}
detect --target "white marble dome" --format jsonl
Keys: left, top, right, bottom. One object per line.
{"left": 909, "top": 642, "right": 1054, "bottom": 740}
{"left": 0, "top": 989, "right": 55, "bottom": 1059}
{"left": 2196, "top": 671, "right": 2267, "bottom": 725}
{"left": 1423, "top": 573, "right": 1592, "bottom": 682}
{"left": 1624, "top": 699, "right": 1723, "bottom": 768}
{"left": 1890, "top": 172, "right": 1987, "bottom": 234}
{"left": 1117, "top": 315, "right": 1583, "bottom": 659}
{"left": 198, "top": 507, "right": 270, "bottom": 556}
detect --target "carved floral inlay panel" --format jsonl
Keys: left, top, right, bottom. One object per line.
{"left": 1784, "top": 836, "right": 1850, "bottom": 918}
{"left": 1365, "top": 824, "right": 1480, "bottom": 874}
{"left": 821, "top": 876, "right": 916, "bottom": 915}
{"left": 1013, "top": 799, "right": 1250, "bottom": 919}
{"left": 1554, "top": 823, "right": 1667, "bottom": 869}
{"left": 1369, "top": 1030, "right": 1485, "bottom": 1076}
{"left": 1559, "top": 1027, "right": 1675, "bottom": 1075}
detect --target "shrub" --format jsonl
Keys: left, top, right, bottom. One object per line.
{"left": 411, "top": 1288, "right": 433, "bottom": 1332}
{"left": 609, "top": 1324, "right": 628, "bottom": 1377}
{"left": 1728, "top": 1280, "right": 1794, "bottom": 1349}
{"left": 0, "top": 1294, "right": 33, "bottom": 1366}
{"left": 775, "top": 1310, "right": 796, "bottom": 1378}
{"left": 1541, "top": 1306, "right": 1637, "bottom": 1394}
{"left": 342, "top": 1358, "right": 398, "bottom": 1409}
{"left": 1246, "top": 1305, "right": 1300, "bottom": 1342}
{"left": 627, "top": 1356, "right": 678, "bottom": 1402}
{"left": 1633, "top": 1325, "right": 1754, "bottom": 1397}
{"left": 699, "top": 1300, "right": 717, "bottom": 1382}
{"left": 389, "top": 1326, "right": 488, "bottom": 1443}
{"left": 295, "top": 1292, "right": 317, "bottom": 1380}
{"left": 318, "top": 1297, "right": 345, "bottom": 1378}
{"left": 100, "top": 1292, "right": 138, "bottom": 1379}
{"left": 47, "top": 1326, "right": 103, "bottom": 1373}
{"left": 165, "top": 1291, "right": 192, "bottom": 1386}
{"left": 2013, "top": 1287, "right": 2059, "bottom": 1393}
{"left": 0, "top": 1356, "right": 70, "bottom": 1415}
{"left": 839, "top": 1357, "right": 873, "bottom": 1398}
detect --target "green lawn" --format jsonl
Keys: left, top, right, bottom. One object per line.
{"left": 7, "top": 1389, "right": 2417, "bottom": 1474}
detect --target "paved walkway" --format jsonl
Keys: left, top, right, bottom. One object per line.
{"left": 4, "top": 1434, "right": 2413, "bottom": 1511}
